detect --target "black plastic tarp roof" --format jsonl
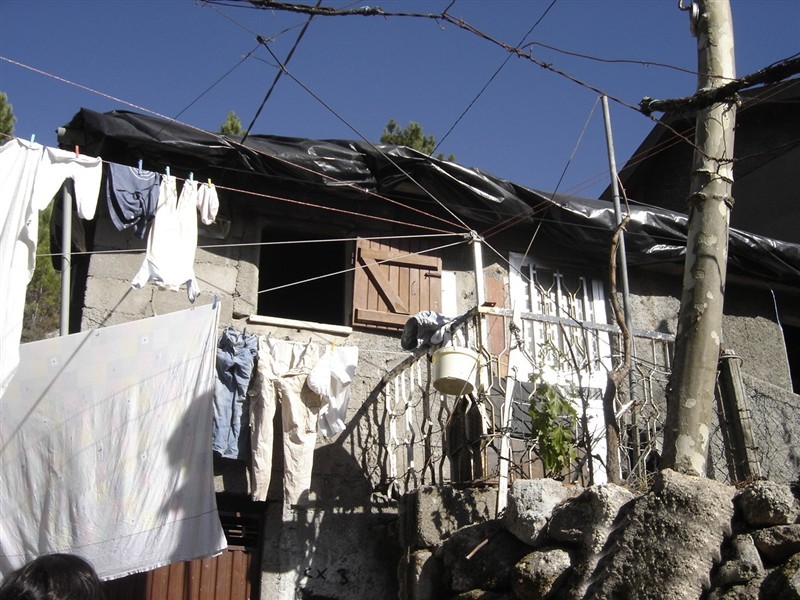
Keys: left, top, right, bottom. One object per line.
{"left": 58, "top": 108, "right": 800, "bottom": 286}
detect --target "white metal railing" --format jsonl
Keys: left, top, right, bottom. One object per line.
{"left": 376, "top": 309, "right": 676, "bottom": 496}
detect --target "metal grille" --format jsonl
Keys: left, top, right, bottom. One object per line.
{"left": 376, "top": 310, "right": 799, "bottom": 496}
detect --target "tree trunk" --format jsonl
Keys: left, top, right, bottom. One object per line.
{"left": 662, "top": 0, "right": 736, "bottom": 475}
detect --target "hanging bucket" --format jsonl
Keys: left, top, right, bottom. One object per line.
{"left": 432, "top": 347, "right": 479, "bottom": 396}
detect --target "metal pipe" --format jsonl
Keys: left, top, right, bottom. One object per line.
{"left": 602, "top": 96, "right": 638, "bottom": 471}
{"left": 60, "top": 182, "right": 72, "bottom": 336}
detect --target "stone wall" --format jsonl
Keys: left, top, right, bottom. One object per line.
{"left": 399, "top": 473, "right": 800, "bottom": 600}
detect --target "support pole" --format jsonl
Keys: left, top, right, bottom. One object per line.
{"left": 601, "top": 96, "right": 639, "bottom": 475}
{"left": 471, "top": 230, "right": 486, "bottom": 307}
{"left": 663, "top": 0, "right": 737, "bottom": 475}
{"left": 60, "top": 182, "right": 72, "bottom": 336}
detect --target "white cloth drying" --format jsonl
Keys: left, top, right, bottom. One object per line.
{"left": 0, "top": 305, "right": 226, "bottom": 581}
{"left": 132, "top": 175, "right": 200, "bottom": 301}
{"left": 307, "top": 346, "right": 359, "bottom": 438}
{"left": 34, "top": 146, "right": 103, "bottom": 220}
{"left": 0, "top": 139, "right": 48, "bottom": 399}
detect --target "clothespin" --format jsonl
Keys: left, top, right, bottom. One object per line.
{"left": 189, "top": 172, "right": 194, "bottom": 181}
{"left": 212, "top": 294, "right": 218, "bottom": 310}
{"left": 137, "top": 159, "right": 143, "bottom": 175}
{"left": 74, "top": 145, "right": 80, "bottom": 157}
{"left": 208, "top": 178, "right": 212, "bottom": 186}
{"left": 165, "top": 166, "right": 170, "bottom": 177}
{"left": 30, "top": 134, "right": 36, "bottom": 143}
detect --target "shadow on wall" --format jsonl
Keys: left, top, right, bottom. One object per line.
{"left": 261, "top": 442, "right": 401, "bottom": 600}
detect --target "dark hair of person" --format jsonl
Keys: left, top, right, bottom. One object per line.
{"left": 0, "top": 554, "right": 105, "bottom": 600}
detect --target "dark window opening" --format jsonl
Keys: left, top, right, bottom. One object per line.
{"left": 257, "top": 230, "right": 350, "bottom": 326}
{"left": 784, "top": 323, "right": 800, "bottom": 394}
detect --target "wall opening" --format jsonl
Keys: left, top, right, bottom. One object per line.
{"left": 783, "top": 323, "right": 800, "bottom": 393}
{"left": 257, "top": 229, "right": 351, "bottom": 326}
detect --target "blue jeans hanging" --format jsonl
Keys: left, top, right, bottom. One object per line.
{"left": 212, "top": 326, "right": 259, "bottom": 459}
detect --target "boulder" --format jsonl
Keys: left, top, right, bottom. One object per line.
{"left": 736, "top": 480, "right": 799, "bottom": 527}
{"left": 761, "top": 552, "right": 800, "bottom": 599}
{"left": 713, "top": 533, "right": 764, "bottom": 587}
{"left": 547, "top": 483, "right": 635, "bottom": 554}
{"left": 400, "top": 549, "right": 444, "bottom": 600}
{"left": 751, "top": 525, "right": 800, "bottom": 564}
{"left": 704, "top": 578, "right": 763, "bottom": 600}
{"left": 511, "top": 548, "right": 572, "bottom": 600}
{"left": 410, "top": 485, "right": 497, "bottom": 549}
{"left": 504, "top": 479, "right": 579, "bottom": 546}
{"left": 586, "top": 469, "right": 735, "bottom": 599}
{"left": 438, "top": 520, "right": 531, "bottom": 593}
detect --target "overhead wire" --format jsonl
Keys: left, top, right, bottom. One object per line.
{"left": 194, "top": 2, "right": 477, "bottom": 233}
{"left": 4, "top": 50, "right": 791, "bottom": 248}
{"left": 155, "top": 43, "right": 263, "bottom": 137}
{"left": 208, "top": 0, "right": 714, "bottom": 159}
{"left": 241, "top": 0, "right": 322, "bottom": 143}
{"left": 0, "top": 59, "right": 761, "bottom": 258}
{"left": 482, "top": 96, "right": 600, "bottom": 240}
{"left": 256, "top": 42, "right": 474, "bottom": 232}
{"left": 432, "top": 0, "right": 557, "bottom": 155}
{"left": 4, "top": 25, "right": 797, "bottom": 287}
{"left": 0, "top": 56, "right": 467, "bottom": 232}
{"left": 256, "top": 238, "right": 468, "bottom": 297}
{"left": 5, "top": 8, "right": 797, "bottom": 346}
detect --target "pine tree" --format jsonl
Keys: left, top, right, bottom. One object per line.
{"left": 0, "top": 92, "right": 15, "bottom": 137}
{"left": 380, "top": 119, "right": 454, "bottom": 161}
{"left": 220, "top": 111, "right": 245, "bottom": 136}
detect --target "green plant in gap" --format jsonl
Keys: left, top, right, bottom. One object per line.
{"left": 528, "top": 374, "right": 578, "bottom": 478}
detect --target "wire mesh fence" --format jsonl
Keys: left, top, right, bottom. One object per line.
{"left": 376, "top": 311, "right": 799, "bottom": 497}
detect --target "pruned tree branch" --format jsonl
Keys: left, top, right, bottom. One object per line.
{"left": 640, "top": 56, "right": 800, "bottom": 115}
{"left": 602, "top": 212, "right": 632, "bottom": 485}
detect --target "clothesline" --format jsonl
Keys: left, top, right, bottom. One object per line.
{"left": 0, "top": 130, "right": 464, "bottom": 236}
{"left": 256, "top": 238, "right": 468, "bottom": 296}
{"left": 1, "top": 55, "right": 471, "bottom": 232}
{"left": 35, "top": 232, "right": 463, "bottom": 258}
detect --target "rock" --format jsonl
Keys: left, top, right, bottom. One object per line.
{"left": 761, "top": 552, "right": 800, "bottom": 599}
{"left": 586, "top": 469, "right": 735, "bottom": 599}
{"left": 714, "top": 534, "right": 764, "bottom": 587}
{"left": 737, "top": 480, "right": 799, "bottom": 527}
{"left": 438, "top": 520, "right": 531, "bottom": 593}
{"left": 751, "top": 525, "right": 800, "bottom": 564}
{"left": 504, "top": 479, "right": 579, "bottom": 546}
{"left": 705, "top": 578, "right": 763, "bottom": 600}
{"left": 399, "top": 549, "right": 444, "bottom": 600}
{"left": 547, "top": 483, "right": 635, "bottom": 554}
{"left": 409, "top": 485, "right": 497, "bottom": 549}
{"left": 511, "top": 548, "right": 572, "bottom": 600}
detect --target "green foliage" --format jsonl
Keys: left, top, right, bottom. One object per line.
{"left": 22, "top": 204, "right": 61, "bottom": 342}
{"left": 0, "top": 92, "right": 16, "bottom": 136}
{"left": 380, "top": 119, "right": 455, "bottom": 161}
{"left": 528, "top": 375, "right": 578, "bottom": 478}
{"left": 219, "top": 111, "right": 245, "bottom": 136}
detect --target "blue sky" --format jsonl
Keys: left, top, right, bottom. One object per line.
{"left": 1, "top": 0, "right": 798, "bottom": 199}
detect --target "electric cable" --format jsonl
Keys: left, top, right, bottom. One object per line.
{"left": 241, "top": 0, "right": 322, "bottom": 143}
{"left": 256, "top": 43, "right": 474, "bottom": 233}
{"left": 432, "top": 0, "right": 557, "bottom": 155}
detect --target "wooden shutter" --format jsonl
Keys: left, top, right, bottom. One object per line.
{"left": 352, "top": 237, "right": 442, "bottom": 329}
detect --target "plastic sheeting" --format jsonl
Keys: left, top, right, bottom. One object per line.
{"left": 56, "top": 108, "right": 800, "bottom": 286}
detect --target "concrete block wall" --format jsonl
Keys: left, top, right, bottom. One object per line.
{"left": 80, "top": 203, "right": 259, "bottom": 332}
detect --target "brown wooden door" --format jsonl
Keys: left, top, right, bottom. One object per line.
{"left": 104, "top": 511, "right": 261, "bottom": 600}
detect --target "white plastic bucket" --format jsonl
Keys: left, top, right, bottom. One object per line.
{"left": 432, "top": 347, "right": 480, "bottom": 396}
